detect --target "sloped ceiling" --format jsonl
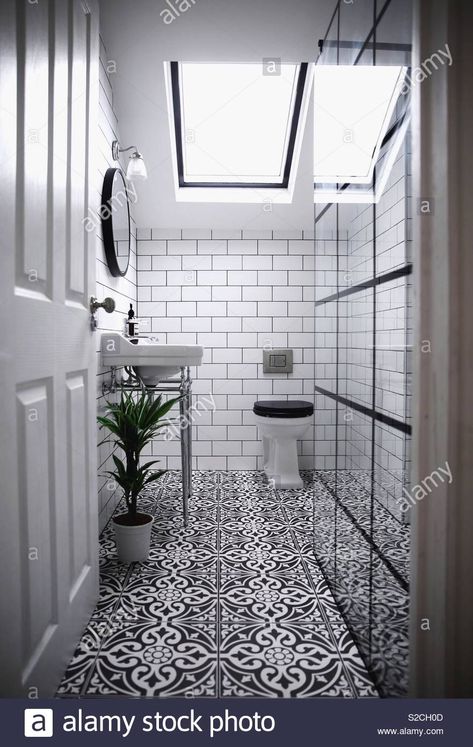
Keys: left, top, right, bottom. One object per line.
{"left": 99, "top": 0, "right": 335, "bottom": 230}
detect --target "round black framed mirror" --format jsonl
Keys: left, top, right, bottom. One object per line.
{"left": 101, "top": 167, "right": 131, "bottom": 277}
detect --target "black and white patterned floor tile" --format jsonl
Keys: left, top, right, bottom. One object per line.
{"left": 57, "top": 470, "right": 377, "bottom": 699}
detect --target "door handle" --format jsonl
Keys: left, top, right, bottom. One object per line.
{"left": 90, "top": 296, "right": 116, "bottom": 314}
{"left": 90, "top": 296, "right": 116, "bottom": 331}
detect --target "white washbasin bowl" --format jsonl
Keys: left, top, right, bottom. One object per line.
{"left": 101, "top": 333, "right": 204, "bottom": 383}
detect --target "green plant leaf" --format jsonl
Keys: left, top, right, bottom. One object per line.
{"left": 139, "top": 459, "right": 161, "bottom": 472}
{"left": 97, "top": 391, "right": 181, "bottom": 516}
{"left": 143, "top": 470, "right": 166, "bottom": 486}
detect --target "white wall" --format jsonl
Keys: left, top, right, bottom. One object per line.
{"left": 312, "top": 140, "right": 412, "bottom": 506}
{"left": 95, "top": 36, "right": 138, "bottom": 530}
{"left": 342, "top": 140, "right": 412, "bottom": 519}
{"left": 136, "top": 228, "right": 316, "bottom": 470}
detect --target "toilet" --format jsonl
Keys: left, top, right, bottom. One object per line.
{"left": 253, "top": 400, "right": 314, "bottom": 489}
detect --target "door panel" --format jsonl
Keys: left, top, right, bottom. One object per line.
{"left": 16, "top": 381, "right": 56, "bottom": 681}
{"left": 21, "top": 0, "right": 50, "bottom": 295}
{"left": 0, "top": 0, "right": 99, "bottom": 696}
{"left": 52, "top": 0, "right": 69, "bottom": 306}
{"left": 69, "top": 0, "right": 89, "bottom": 301}
{"left": 66, "top": 371, "right": 91, "bottom": 597}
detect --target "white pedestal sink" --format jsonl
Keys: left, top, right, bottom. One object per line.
{"left": 101, "top": 333, "right": 204, "bottom": 383}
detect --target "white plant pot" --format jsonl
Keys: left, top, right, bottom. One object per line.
{"left": 113, "top": 513, "right": 154, "bottom": 563}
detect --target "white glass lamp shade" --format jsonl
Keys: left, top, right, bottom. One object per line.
{"left": 126, "top": 153, "right": 148, "bottom": 180}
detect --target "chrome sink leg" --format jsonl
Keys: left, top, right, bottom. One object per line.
{"left": 179, "top": 367, "right": 192, "bottom": 527}
{"left": 186, "top": 367, "right": 192, "bottom": 508}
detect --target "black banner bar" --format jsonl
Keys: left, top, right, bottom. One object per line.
{"left": 6, "top": 697, "right": 471, "bottom": 746}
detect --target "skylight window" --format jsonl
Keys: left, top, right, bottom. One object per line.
{"left": 169, "top": 61, "right": 308, "bottom": 188}
{"left": 313, "top": 65, "right": 407, "bottom": 184}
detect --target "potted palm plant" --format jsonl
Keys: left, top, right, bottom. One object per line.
{"left": 98, "top": 390, "right": 180, "bottom": 563}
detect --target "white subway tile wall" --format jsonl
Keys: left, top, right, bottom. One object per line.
{"left": 96, "top": 37, "right": 138, "bottom": 530}
{"left": 136, "top": 232, "right": 316, "bottom": 470}
{"left": 313, "top": 139, "right": 412, "bottom": 516}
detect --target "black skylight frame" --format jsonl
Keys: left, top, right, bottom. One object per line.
{"left": 170, "top": 61, "right": 309, "bottom": 189}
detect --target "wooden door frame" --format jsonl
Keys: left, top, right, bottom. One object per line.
{"left": 410, "top": 0, "right": 473, "bottom": 697}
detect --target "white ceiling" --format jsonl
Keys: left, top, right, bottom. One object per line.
{"left": 99, "top": 0, "right": 336, "bottom": 230}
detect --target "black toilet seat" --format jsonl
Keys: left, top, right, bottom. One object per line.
{"left": 253, "top": 400, "right": 314, "bottom": 419}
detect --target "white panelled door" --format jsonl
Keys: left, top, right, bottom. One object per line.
{"left": 0, "top": 0, "right": 99, "bottom": 696}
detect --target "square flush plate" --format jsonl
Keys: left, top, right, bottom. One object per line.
{"left": 263, "top": 348, "right": 293, "bottom": 374}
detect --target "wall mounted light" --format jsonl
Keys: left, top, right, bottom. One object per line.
{"left": 112, "top": 139, "right": 148, "bottom": 181}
